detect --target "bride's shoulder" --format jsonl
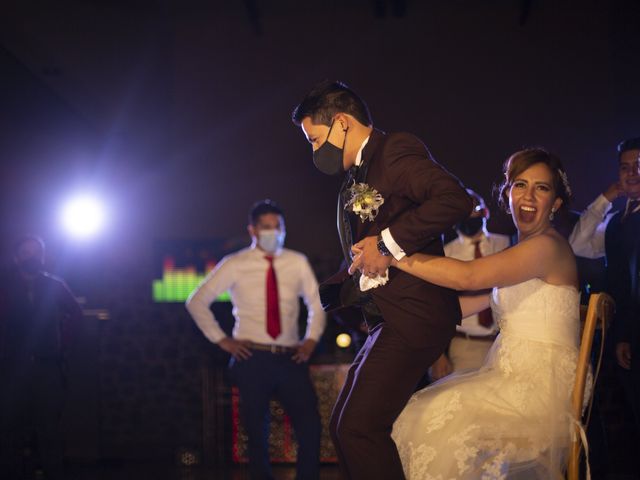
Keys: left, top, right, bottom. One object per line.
{"left": 545, "top": 229, "right": 575, "bottom": 255}
{"left": 515, "top": 231, "right": 574, "bottom": 265}
{"left": 538, "top": 231, "right": 579, "bottom": 285}
{"left": 519, "top": 231, "right": 565, "bottom": 253}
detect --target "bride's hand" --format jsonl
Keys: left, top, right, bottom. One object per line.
{"left": 348, "top": 242, "right": 365, "bottom": 275}
{"left": 348, "top": 251, "right": 363, "bottom": 275}
{"left": 351, "top": 241, "right": 364, "bottom": 258}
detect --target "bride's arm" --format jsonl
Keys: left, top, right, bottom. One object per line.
{"left": 389, "top": 234, "right": 562, "bottom": 291}
{"left": 459, "top": 294, "right": 490, "bottom": 318}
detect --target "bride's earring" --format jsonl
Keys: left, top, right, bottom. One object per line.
{"left": 549, "top": 208, "right": 556, "bottom": 221}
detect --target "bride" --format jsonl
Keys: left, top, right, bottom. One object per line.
{"left": 353, "top": 148, "right": 580, "bottom": 479}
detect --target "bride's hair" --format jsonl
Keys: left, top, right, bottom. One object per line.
{"left": 495, "top": 148, "right": 572, "bottom": 213}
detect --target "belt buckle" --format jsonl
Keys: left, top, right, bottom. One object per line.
{"left": 271, "top": 344, "right": 277, "bottom": 354}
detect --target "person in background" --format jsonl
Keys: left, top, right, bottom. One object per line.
{"left": 569, "top": 136, "right": 640, "bottom": 471}
{"left": 428, "top": 189, "right": 511, "bottom": 381}
{"left": 0, "top": 234, "right": 83, "bottom": 480}
{"left": 186, "top": 200, "right": 325, "bottom": 480}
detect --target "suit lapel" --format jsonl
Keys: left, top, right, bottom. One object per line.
{"left": 336, "top": 130, "right": 387, "bottom": 254}
{"left": 353, "top": 129, "right": 385, "bottom": 240}
{"left": 338, "top": 169, "right": 357, "bottom": 263}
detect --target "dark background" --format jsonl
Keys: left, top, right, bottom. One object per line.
{"left": 1, "top": 0, "right": 639, "bottom": 465}
{"left": 2, "top": 0, "right": 639, "bottom": 284}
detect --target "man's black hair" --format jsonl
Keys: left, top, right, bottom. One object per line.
{"left": 617, "top": 137, "right": 640, "bottom": 159}
{"left": 249, "top": 199, "right": 284, "bottom": 226}
{"left": 292, "top": 80, "right": 372, "bottom": 127}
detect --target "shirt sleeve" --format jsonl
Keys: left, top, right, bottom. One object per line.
{"left": 185, "top": 257, "right": 234, "bottom": 344}
{"left": 297, "top": 256, "right": 326, "bottom": 341}
{"left": 568, "top": 194, "right": 612, "bottom": 259}
{"left": 380, "top": 228, "right": 406, "bottom": 260}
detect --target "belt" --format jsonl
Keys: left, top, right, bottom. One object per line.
{"left": 246, "top": 342, "right": 297, "bottom": 354}
{"left": 454, "top": 331, "right": 498, "bottom": 342}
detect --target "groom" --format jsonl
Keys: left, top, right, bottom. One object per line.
{"left": 292, "top": 81, "right": 472, "bottom": 479}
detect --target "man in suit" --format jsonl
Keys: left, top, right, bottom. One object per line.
{"left": 569, "top": 136, "right": 640, "bottom": 471}
{"left": 292, "top": 81, "right": 472, "bottom": 479}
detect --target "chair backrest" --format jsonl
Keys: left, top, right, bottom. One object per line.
{"left": 567, "top": 292, "right": 614, "bottom": 480}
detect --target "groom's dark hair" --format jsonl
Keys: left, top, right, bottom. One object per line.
{"left": 249, "top": 199, "right": 284, "bottom": 226}
{"left": 291, "top": 80, "right": 372, "bottom": 127}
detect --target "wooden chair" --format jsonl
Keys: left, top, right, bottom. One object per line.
{"left": 567, "top": 292, "right": 615, "bottom": 480}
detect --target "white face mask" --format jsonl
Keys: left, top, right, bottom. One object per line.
{"left": 257, "top": 229, "right": 285, "bottom": 253}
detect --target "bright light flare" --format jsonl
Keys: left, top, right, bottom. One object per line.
{"left": 335, "top": 333, "right": 352, "bottom": 349}
{"left": 60, "top": 194, "right": 108, "bottom": 239}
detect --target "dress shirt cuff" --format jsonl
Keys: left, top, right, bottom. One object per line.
{"left": 211, "top": 332, "right": 228, "bottom": 344}
{"left": 305, "top": 318, "right": 326, "bottom": 342}
{"left": 303, "top": 334, "right": 321, "bottom": 343}
{"left": 381, "top": 228, "right": 406, "bottom": 261}
{"left": 197, "top": 321, "right": 227, "bottom": 344}
{"left": 588, "top": 194, "right": 613, "bottom": 218}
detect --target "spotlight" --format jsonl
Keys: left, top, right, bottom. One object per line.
{"left": 335, "top": 333, "right": 352, "bottom": 349}
{"left": 59, "top": 193, "right": 108, "bottom": 239}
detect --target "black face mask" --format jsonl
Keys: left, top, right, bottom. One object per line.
{"left": 312, "top": 120, "right": 347, "bottom": 176}
{"left": 456, "top": 216, "right": 485, "bottom": 237}
{"left": 18, "top": 257, "right": 44, "bottom": 274}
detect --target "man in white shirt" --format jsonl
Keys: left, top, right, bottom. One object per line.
{"left": 568, "top": 181, "right": 624, "bottom": 259}
{"left": 568, "top": 137, "right": 640, "bottom": 472}
{"left": 186, "top": 200, "right": 326, "bottom": 480}
{"left": 568, "top": 138, "right": 640, "bottom": 365}
{"left": 429, "top": 190, "right": 511, "bottom": 380}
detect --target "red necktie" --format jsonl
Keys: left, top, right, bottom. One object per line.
{"left": 265, "top": 255, "right": 281, "bottom": 339}
{"left": 473, "top": 240, "right": 494, "bottom": 328}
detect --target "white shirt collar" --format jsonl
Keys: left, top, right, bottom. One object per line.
{"left": 354, "top": 136, "right": 370, "bottom": 167}
{"left": 626, "top": 198, "right": 640, "bottom": 215}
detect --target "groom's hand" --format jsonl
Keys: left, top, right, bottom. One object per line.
{"left": 349, "top": 236, "right": 392, "bottom": 277}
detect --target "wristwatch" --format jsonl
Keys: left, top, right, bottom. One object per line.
{"left": 376, "top": 234, "right": 391, "bottom": 256}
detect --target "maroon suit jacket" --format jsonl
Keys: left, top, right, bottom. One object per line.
{"left": 342, "top": 129, "right": 472, "bottom": 348}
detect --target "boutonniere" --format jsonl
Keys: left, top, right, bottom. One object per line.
{"left": 345, "top": 182, "right": 385, "bottom": 222}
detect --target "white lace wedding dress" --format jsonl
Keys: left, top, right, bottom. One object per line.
{"left": 392, "top": 278, "right": 582, "bottom": 480}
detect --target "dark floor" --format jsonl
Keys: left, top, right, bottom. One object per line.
{"left": 54, "top": 462, "right": 640, "bottom": 480}
{"left": 62, "top": 463, "right": 342, "bottom": 480}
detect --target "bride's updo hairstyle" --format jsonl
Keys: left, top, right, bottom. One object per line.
{"left": 496, "top": 148, "right": 572, "bottom": 213}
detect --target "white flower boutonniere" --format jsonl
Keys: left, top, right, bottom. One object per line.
{"left": 345, "top": 182, "right": 385, "bottom": 222}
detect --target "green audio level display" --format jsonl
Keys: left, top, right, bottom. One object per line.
{"left": 152, "top": 256, "right": 231, "bottom": 302}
